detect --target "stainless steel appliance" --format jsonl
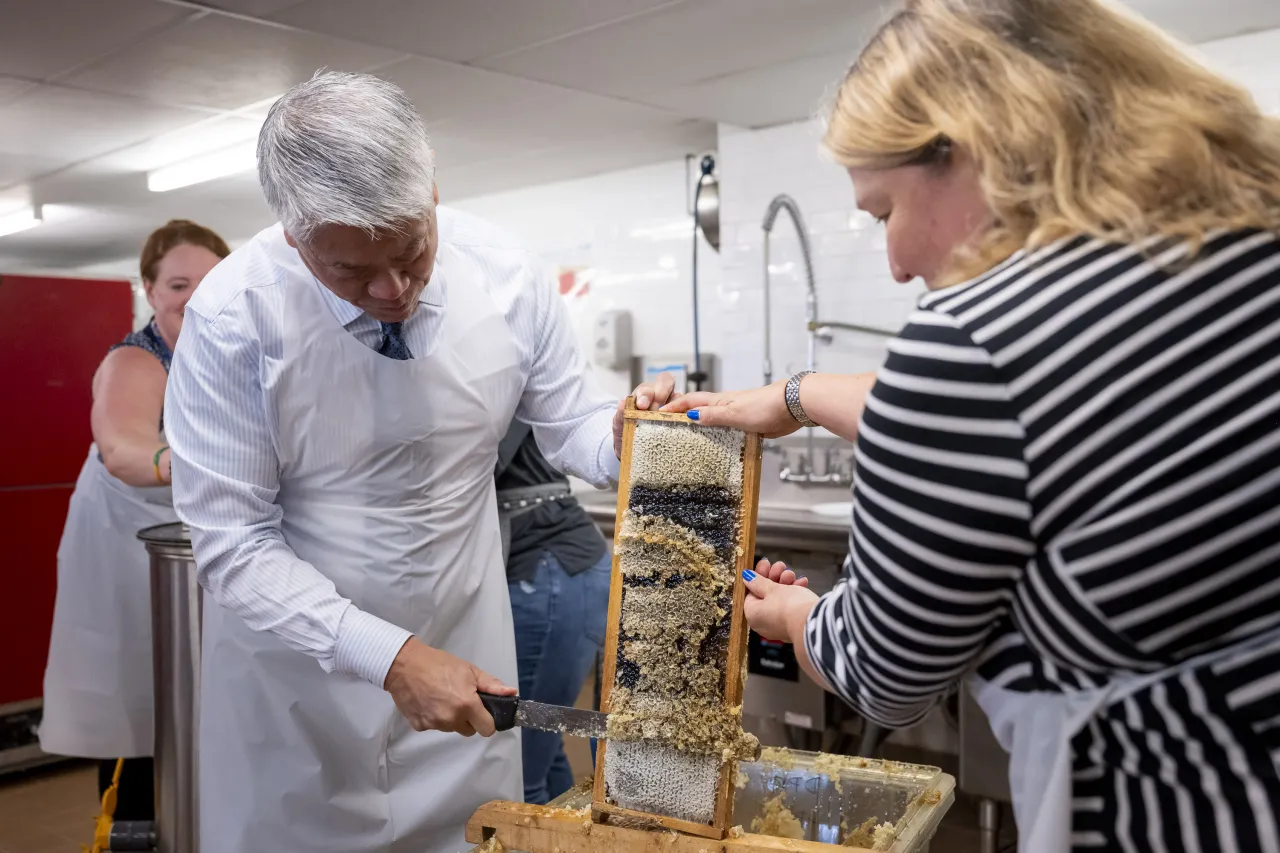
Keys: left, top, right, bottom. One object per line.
{"left": 141, "top": 522, "right": 202, "bottom": 853}
{"left": 960, "top": 682, "right": 1011, "bottom": 853}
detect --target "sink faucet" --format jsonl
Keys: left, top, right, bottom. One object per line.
{"left": 762, "top": 194, "right": 892, "bottom": 487}
{"left": 761, "top": 194, "right": 816, "bottom": 388}
{"left": 762, "top": 194, "right": 828, "bottom": 484}
{"left": 778, "top": 444, "right": 853, "bottom": 487}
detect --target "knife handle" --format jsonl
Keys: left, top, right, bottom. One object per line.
{"left": 478, "top": 692, "right": 518, "bottom": 732}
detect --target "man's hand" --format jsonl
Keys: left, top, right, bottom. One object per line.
{"left": 383, "top": 638, "right": 516, "bottom": 736}
{"left": 613, "top": 371, "right": 679, "bottom": 459}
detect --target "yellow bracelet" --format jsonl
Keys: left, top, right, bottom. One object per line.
{"left": 153, "top": 445, "right": 169, "bottom": 484}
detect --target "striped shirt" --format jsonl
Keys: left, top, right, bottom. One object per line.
{"left": 165, "top": 210, "right": 619, "bottom": 689}
{"left": 804, "top": 229, "right": 1280, "bottom": 851}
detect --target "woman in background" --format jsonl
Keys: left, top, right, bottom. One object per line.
{"left": 668, "top": 0, "right": 1280, "bottom": 849}
{"left": 41, "top": 219, "right": 229, "bottom": 821}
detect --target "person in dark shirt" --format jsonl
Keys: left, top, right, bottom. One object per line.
{"left": 495, "top": 420, "right": 611, "bottom": 804}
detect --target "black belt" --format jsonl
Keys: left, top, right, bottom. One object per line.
{"left": 496, "top": 483, "right": 573, "bottom": 515}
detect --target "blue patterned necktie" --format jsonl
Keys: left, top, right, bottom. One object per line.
{"left": 377, "top": 321, "right": 413, "bottom": 360}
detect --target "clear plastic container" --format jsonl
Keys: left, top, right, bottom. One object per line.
{"left": 466, "top": 748, "right": 955, "bottom": 852}
{"left": 733, "top": 748, "right": 954, "bottom": 851}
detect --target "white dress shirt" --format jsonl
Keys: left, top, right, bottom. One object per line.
{"left": 165, "top": 208, "right": 619, "bottom": 687}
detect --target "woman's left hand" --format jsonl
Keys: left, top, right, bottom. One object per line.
{"left": 660, "top": 381, "right": 800, "bottom": 438}
{"left": 742, "top": 560, "right": 820, "bottom": 643}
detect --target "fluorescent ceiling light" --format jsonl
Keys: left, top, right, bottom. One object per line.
{"left": 0, "top": 206, "right": 42, "bottom": 238}
{"left": 148, "top": 142, "right": 257, "bottom": 193}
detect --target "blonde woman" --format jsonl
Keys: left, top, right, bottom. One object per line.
{"left": 668, "top": 0, "right": 1280, "bottom": 850}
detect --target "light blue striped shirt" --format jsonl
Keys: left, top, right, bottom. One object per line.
{"left": 165, "top": 209, "right": 619, "bottom": 688}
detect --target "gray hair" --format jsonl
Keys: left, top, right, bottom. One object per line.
{"left": 257, "top": 70, "right": 436, "bottom": 242}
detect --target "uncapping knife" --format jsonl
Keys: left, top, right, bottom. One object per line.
{"left": 478, "top": 693, "right": 608, "bottom": 740}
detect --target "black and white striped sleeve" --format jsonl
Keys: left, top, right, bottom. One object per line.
{"left": 804, "top": 308, "right": 1035, "bottom": 727}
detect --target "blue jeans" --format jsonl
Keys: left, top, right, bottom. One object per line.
{"left": 508, "top": 550, "right": 611, "bottom": 805}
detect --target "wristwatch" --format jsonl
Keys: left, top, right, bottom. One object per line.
{"left": 784, "top": 371, "right": 816, "bottom": 428}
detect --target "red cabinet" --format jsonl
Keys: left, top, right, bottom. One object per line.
{"left": 0, "top": 273, "right": 133, "bottom": 707}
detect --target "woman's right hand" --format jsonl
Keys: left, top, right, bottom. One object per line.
{"left": 753, "top": 557, "right": 809, "bottom": 588}
{"left": 660, "top": 380, "right": 799, "bottom": 438}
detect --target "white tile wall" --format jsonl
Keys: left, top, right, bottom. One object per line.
{"left": 1193, "top": 29, "right": 1280, "bottom": 116}
{"left": 714, "top": 120, "right": 922, "bottom": 393}
{"left": 451, "top": 158, "right": 720, "bottom": 399}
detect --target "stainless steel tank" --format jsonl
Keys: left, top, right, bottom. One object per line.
{"left": 140, "top": 522, "right": 201, "bottom": 853}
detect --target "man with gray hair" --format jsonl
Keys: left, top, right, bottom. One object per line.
{"left": 164, "top": 71, "right": 674, "bottom": 852}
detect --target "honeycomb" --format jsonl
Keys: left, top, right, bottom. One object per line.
{"left": 603, "top": 420, "right": 758, "bottom": 826}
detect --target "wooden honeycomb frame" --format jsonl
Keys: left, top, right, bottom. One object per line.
{"left": 591, "top": 399, "right": 763, "bottom": 839}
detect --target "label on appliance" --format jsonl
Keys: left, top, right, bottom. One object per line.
{"left": 747, "top": 630, "right": 799, "bottom": 681}
{"left": 783, "top": 711, "right": 814, "bottom": 729}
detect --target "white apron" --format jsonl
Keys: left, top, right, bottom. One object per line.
{"left": 971, "top": 623, "right": 1280, "bottom": 853}
{"left": 198, "top": 254, "right": 524, "bottom": 853}
{"left": 41, "top": 446, "right": 177, "bottom": 758}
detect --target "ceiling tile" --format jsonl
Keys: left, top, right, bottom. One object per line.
{"left": 375, "top": 56, "right": 560, "bottom": 125}
{"left": 0, "top": 152, "right": 71, "bottom": 189}
{"left": 62, "top": 12, "right": 404, "bottom": 111}
{"left": 0, "top": 85, "right": 207, "bottom": 165}
{"left": 377, "top": 57, "right": 694, "bottom": 147}
{"left": 448, "top": 91, "right": 697, "bottom": 149}
{"left": 480, "top": 0, "right": 880, "bottom": 99}
{"left": 270, "top": 0, "right": 677, "bottom": 64}
{"left": 202, "top": 0, "right": 310, "bottom": 16}
{"left": 0, "top": 74, "right": 37, "bottom": 108}
{"left": 0, "top": 0, "right": 193, "bottom": 82}
{"left": 644, "top": 50, "right": 852, "bottom": 128}
{"left": 441, "top": 119, "right": 715, "bottom": 202}
{"left": 427, "top": 133, "right": 534, "bottom": 171}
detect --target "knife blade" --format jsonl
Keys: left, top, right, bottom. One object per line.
{"left": 478, "top": 692, "right": 608, "bottom": 740}
{"left": 477, "top": 693, "right": 764, "bottom": 761}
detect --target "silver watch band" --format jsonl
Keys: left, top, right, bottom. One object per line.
{"left": 785, "top": 371, "right": 816, "bottom": 428}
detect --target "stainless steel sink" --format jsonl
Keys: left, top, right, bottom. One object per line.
{"left": 808, "top": 501, "right": 852, "bottom": 518}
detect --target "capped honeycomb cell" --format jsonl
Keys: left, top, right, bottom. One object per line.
{"left": 628, "top": 421, "right": 745, "bottom": 493}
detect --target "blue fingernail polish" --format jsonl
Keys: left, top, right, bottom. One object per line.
{"left": 687, "top": 410, "right": 700, "bottom": 421}
{"left": 742, "top": 569, "right": 756, "bottom": 582}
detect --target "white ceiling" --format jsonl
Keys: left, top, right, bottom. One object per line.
{"left": 1, "top": 0, "right": 1279, "bottom": 274}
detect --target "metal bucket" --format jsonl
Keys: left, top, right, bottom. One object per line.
{"left": 139, "top": 522, "right": 201, "bottom": 853}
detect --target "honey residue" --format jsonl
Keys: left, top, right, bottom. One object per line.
{"left": 759, "top": 746, "right": 797, "bottom": 771}
{"left": 843, "top": 817, "right": 897, "bottom": 850}
{"left": 541, "top": 804, "right": 591, "bottom": 821}
{"left": 811, "top": 751, "right": 847, "bottom": 794}
{"left": 616, "top": 513, "right": 731, "bottom": 591}
{"left": 914, "top": 788, "right": 942, "bottom": 806}
{"left": 750, "top": 792, "right": 805, "bottom": 839}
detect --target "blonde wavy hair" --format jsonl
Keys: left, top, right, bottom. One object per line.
{"left": 826, "top": 0, "right": 1280, "bottom": 286}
